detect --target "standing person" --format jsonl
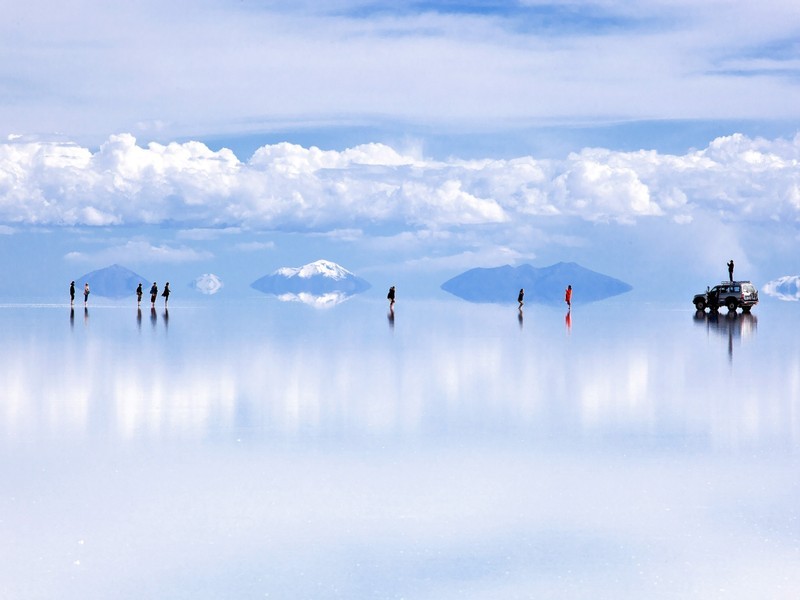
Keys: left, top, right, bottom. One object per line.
{"left": 150, "top": 282, "right": 158, "bottom": 307}
{"left": 83, "top": 283, "right": 90, "bottom": 305}
{"left": 727, "top": 259, "right": 734, "bottom": 282}
{"left": 565, "top": 284, "right": 572, "bottom": 309}
{"left": 69, "top": 281, "right": 75, "bottom": 306}
{"left": 161, "top": 282, "right": 170, "bottom": 306}
{"left": 136, "top": 283, "right": 143, "bottom": 306}
{"left": 517, "top": 288, "right": 524, "bottom": 308}
{"left": 387, "top": 285, "right": 396, "bottom": 305}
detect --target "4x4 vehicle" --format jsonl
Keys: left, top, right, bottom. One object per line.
{"left": 693, "top": 281, "right": 758, "bottom": 313}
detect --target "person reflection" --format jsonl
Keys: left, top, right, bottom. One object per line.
{"left": 163, "top": 307, "right": 169, "bottom": 330}
{"left": 150, "top": 307, "right": 157, "bottom": 329}
{"left": 565, "top": 309, "right": 571, "bottom": 334}
{"left": 70, "top": 307, "right": 74, "bottom": 329}
{"left": 518, "top": 307, "right": 523, "bottom": 329}
{"left": 137, "top": 307, "right": 142, "bottom": 331}
{"left": 387, "top": 304, "right": 395, "bottom": 330}
{"left": 83, "top": 306, "right": 89, "bottom": 326}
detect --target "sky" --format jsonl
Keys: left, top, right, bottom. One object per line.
{"left": 1, "top": 0, "right": 799, "bottom": 301}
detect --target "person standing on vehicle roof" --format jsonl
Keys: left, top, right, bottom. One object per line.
{"left": 727, "top": 259, "right": 734, "bottom": 282}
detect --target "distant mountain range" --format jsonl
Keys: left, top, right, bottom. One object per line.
{"left": 441, "top": 262, "right": 632, "bottom": 304}
{"left": 251, "top": 260, "right": 371, "bottom": 296}
{"left": 75, "top": 264, "right": 150, "bottom": 298}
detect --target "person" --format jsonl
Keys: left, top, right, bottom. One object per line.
{"left": 161, "top": 282, "right": 170, "bottom": 306}
{"left": 83, "top": 283, "right": 90, "bottom": 305}
{"left": 727, "top": 259, "right": 734, "bottom": 282}
{"left": 565, "top": 284, "right": 572, "bottom": 309}
{"left": 136, "top": 283, "right": 143, "bottom": 306}
{"left": 387, "top": 285, "right": 396, "bottom": 305}
{"left": 150, "top": 282, "right": 158, "bottom": 307}
{"left": 69, "top": 281, "right": 75, "bottom": 306}
{"left": 517, "top": 288, "right": 524, "bottom": 308}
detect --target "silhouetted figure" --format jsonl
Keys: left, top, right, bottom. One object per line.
{"left": 387, "top": 285, "right": 396, "bottom": 305}
{"left": 565, "top": 284, "right": 572, "bottom": 309}
{"left": 136, "top": 283, "right": 143, "bottom": 306}
{"left": 161, "top": 282, "right": 170, "bottom": 306}
{"left": 518, "top": 288, "right": 524, "bottom": 308}
{"left": 83, "top": 283, "right": 90, "bottom": 305}
{"left": 69, "top": 281, "right": 75, "bottom": 306}
{"left": 727, "top": 259, "right": 734, "bottom": 282}
{"left": 150, "top": 282, "right": 158, "bottom": 307}
{"left": 708, "top": 286, "right": 720, "bottom": 311}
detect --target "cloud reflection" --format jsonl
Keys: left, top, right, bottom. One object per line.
{"left": 0, "top": 303, "right": 796, "bottom": 451}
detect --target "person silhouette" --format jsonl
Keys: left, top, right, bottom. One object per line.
{"left": 161, "top": 282, "right": 170, "bottom": 306}
{"left": 150, "top": 282, "right": 158, "bottom": 307}
{"left": 69, "top": 281, "right": 75, "bottom": 306}
{"left": 387, "top": 285, "right": 396, "bottom": 305}
{"left": 83, "top": 283, "right": 90, "bottom": 305}
{"left": 518, "top": 288, "right": 524, "bottom": 308}
{"left": 565, "top": 284, "right": 572, "bottom": 309}
{"left": 727, "top": 259, "right": 734, "bottom": 282}
{"left": 136, "top": 283, "right": 143, "bottom": 306}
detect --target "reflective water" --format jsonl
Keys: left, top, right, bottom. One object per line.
{"left": 1, "top": 299, "right": 798, "bottom": 599}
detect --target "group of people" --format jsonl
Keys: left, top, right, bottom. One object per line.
{"left": 517, "top": 284, "right": 573, "bottom": 309}
{"left": 70, "top": 281, "right": 171, "bottom": 307}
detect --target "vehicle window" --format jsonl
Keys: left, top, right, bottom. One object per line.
{"left": 733, "top": 286, "right": 740, "bottom": 293}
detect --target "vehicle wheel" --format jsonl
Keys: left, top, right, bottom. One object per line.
{"left": 694, "top": 299, "right": 706, "bottom": 311}
{"left": 726, "top": 299, "right": 737, "bottom": 312}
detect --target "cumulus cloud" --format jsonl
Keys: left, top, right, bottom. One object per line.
{"left": 763, "top": 276, "right": 800, "bottom": 301}
{"left": 65, "top": 239, "right": 212, "bottom": 264}
{"left": 192, "top": 273, "right": 224, "bottom": 295}
{"left": 2, "top": 132, "right": 800, "bottom": 231}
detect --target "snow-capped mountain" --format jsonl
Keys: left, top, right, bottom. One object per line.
{"left": 441, "top": 262, "right": 632, "bottom": 304}
{"left": 75, "top": 264, "right": 150, "bottom": 299}
{"left": 251, "top": 260, "right": 371, "bottom": 296}
{"left": 763, "top": 275, "right": 800, "bottom": 301}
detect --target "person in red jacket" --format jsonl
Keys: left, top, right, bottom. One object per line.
{"left": 565, "top": 284, "right": 572, "bottom": 309}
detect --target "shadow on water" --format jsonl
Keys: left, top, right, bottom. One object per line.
{"left": 693, "top": 309, "right": 758, "bottom": 361}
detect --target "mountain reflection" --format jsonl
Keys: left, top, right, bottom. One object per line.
{"left": 275, "top": 291, "right": 355, "bottom": 308}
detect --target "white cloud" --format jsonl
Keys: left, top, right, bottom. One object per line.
{"left": 763, "top": 276, "right": 800, "bottom": 301}
{"left": 65, "top": 239, "right": 212, "bottom": 264}
{"left": 192, "top": 274, "right": 224, "bottom": 295}
{"left": 2, "top": 132, "right": 800, "bottom": 232}
{"left": 235, "top": 241, "right": 276, "bottom": 252}
{"left": 2, "top": 1, "right": 800, "bottom": 140}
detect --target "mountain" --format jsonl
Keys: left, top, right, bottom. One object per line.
{"left": 75, "top": 264, "right": 150, "bottom": 299}
{"left": 441, "top": 262, "right": 632, "bottom": 304}
{"left": 251, "top": 260, "right": 371, "bottom": 296}
{"left": 763, "top": 275, "right": 800, "bottom": 301}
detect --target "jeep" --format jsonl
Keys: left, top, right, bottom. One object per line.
{"left": 693, "top": 281, "right": 758, "bottom": 313}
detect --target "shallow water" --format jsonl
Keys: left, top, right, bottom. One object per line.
{"left": 1, "top": 298, "right": 798, "bottom": 599}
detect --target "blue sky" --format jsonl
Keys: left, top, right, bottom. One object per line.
{"left": 1, "top": 0, "right": 799, "bottom": 300}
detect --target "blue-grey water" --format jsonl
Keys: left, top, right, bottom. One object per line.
{"left": 1, "top": 297, "right": 798, "bottom": 599}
